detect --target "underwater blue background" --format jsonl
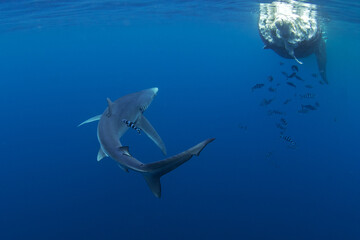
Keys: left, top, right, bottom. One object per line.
{"left": 0, "top": 1, "right": 360, "bottom": 239}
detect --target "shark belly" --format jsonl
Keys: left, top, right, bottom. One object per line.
{"left": 97, "top": 113, "right": 145, "bottom": 172}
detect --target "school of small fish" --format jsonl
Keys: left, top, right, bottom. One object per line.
{"left": 247, "top": 62, "right": 326, "bottom": 150}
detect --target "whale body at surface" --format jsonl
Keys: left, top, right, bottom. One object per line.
{"left": 258, "top": 0, "right": 327, "bottom": 83}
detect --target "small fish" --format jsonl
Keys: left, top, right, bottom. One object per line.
{"left": 260, "top": 98, "right": 274, "bottom": 106}
{"left": 298, "top": 108, "right": 309, "bottom": 114}
{"left": 280, "top": 135, "right": 296, "bottom": 146}
{"left": 300, "top": 93, "right": 316, "bottom": 99}
{"left": 319, "top": 81, "right": 324, "bottom": 85}
{"left": 280, "top": 62, "right": 284, "bottom": 66}
{"left": 238, "top": 125, "right": 248, "bottom": 130}
{"left": 268, "top": 110, "right": 284, "bottom": 115}
{"left": 268, "top": 76, "right": 274, "bottom": 82}
{"left": 315, "top": 102, "right": 320, "bottom": 107}
{"left": 281, "top": 71, "right": 288, "bottom": 78}
{"left": 283, "top": 99, "right": 292, "bottom": 104}
{"left": 276, "top": 83, "right": 281, "bottom": 87}
{"left": 302, "top": 104, "right": 317, "bottom": 111}
{"left": 273, "top": 110, "right": 284, "bottom": 115}
{"left": 276, "top": 123, "right": 287, "bottom": 130}
{"left": 291, "top": 65, "right": 299, "bottom": 72}
{"left": 280, "top": 118, "right": 287, "bottom": 126}
{"left": 305, "top": 85, "right": 313, "bottom": 89}
{"left": 288, "top": 72, "right": 296, "bottom": 79}
{"left": 311, "top": 73, "right": 317, "bottom": 78}
{"left": 122, "top": 119, "right": 141, "bottom": 134}
{"left": 286, "top": 82, "right": 296, "bottom": 88}
{"left": 251, "top": 83, "right": 265, "bottom": 91}
{"left": 268, "top": 87, "right": 276, "bottom": 92}
{"left": 295, "top": 75, "right": 304, "bottom": 81}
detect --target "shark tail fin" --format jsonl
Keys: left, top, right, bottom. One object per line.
{"left": 141, "top": 138, "right": 215, "bottom": 198}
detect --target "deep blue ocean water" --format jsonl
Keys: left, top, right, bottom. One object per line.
{"left": 0, "top": 1, "right": 359, "bottom": 239}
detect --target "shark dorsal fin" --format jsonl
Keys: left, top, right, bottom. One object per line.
{"left": 106, "top": 98, "right": 113, "bottom": 117}
{"left": 97, "top": 148, "right": 108, "bottom": 161}
{"left": 119, "top": 146, "right": 131, "bottom": 157}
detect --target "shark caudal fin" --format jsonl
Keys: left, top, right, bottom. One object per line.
{"left": 141, "top": 138, "right": 215, "bottom": 198}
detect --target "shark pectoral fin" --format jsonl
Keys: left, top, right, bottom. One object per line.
{"left": 119, "top": 146, "right": 132, "bottom": 157}
{"left": 77, "top": 115, "right": 101, "bottom": 127}
{"left": 106, "top": 98, "right": 113, "bottom": 117}
{"left": 137, "top": 115, "right": 167, "bottom": 155}
{"left": 142, "top": 138, "right": 215, "bottom": 198}
{"left": 97, "top": 148, "right": 108, "bottom": 161}
{"left": 118, "top": 164, "right": 129, "bottom": 173}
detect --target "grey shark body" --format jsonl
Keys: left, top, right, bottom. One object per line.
{"left": 79, "top": 87, "right": 214, "bottom": 198}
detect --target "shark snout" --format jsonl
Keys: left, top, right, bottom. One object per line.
{"left": 144, "top": 87, "right": 158, "bottom": 98}
{"left": 149, "top": 87, "right": 158, "bottom": 96}
{"left": 136, "top": 87, "right": 159, "bottom": 112}
{"left": 140, "top": 87, "right": 158, "bottom": 98}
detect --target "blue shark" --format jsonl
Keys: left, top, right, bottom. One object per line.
{"left": 79, "top": 87, "right": 214, "bottom": 198}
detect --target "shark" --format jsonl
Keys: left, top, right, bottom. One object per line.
{"left": 78, "top": 87, "right": 215, "bottom": 198}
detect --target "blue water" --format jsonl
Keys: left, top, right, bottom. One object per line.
{"left": 0, "top": 1, "right": 360, "bottom": 239}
